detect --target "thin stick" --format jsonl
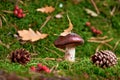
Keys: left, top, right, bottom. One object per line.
{"left": 40, "top": 15, "right": 52, "bottom": 30}
{"left": 50, "top": 63, "right": 59, "bottom": 72}
{"left": 89, "top": 36, "right": 108, "bottom": 40}
{"left": 18, "top": 76, "right": 29, "bottom": 80}
{"left": 88, "top": 38, "right": 113, "bottom": 43}
{"left": 2, "top": 10, "right": 13, "bottom": 14}
{"left": 44, "top": 46, "right": 62, "bottom": 57}
{"left": 57, "top": 48, "right": 65, "bottom": 53}
{"left": 0, "top": 40, "right": 10, "bottom": 49}
{"left": 96, "top": 43, "right": 103, "bottom": 52}
{"left": 32, "top": 57, "right": 63, "bottom": 61}
{"left": 0, "top": 14, "right": 8, "bottom": 26}
{"left": 110, "top": 6, "right": 116, "bottom": 16}
{"left": 113, "top": 40, "right": 120, "bottom": 51}
{"left": 90, "top": 0, "right": 100, "bottom": 14}
{"left": 12, "top": 24, "right": 19, "bottom": 31}
{"left": 0, "top": 17, "right": 2, "bottom": 27}
{"left": 104, "top": 43, "right": 113, "bottom": 49}
{"left": 96, "top": 43, "right": 113, "bottom": 52}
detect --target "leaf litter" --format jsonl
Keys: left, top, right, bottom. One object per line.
{"left": 18, "top": 28, "right": 48, "bottom": 42}
{"left": 36, "top": 6, "right": 55, "bottom": 13}
{"left": 60, "top": 15, "right": 73, "bottom": 36}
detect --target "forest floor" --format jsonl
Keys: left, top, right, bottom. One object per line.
{"left": 0, "top": 0, "right": 120, "bottom": 80}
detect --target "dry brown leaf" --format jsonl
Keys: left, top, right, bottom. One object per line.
{"left": 18, "top": 28, "right": 48, "bottom": 42}
{"left": 60, "top": 15, "right": 73, "bottom": 36}
{"left": 36, "top": 6, "right": 55, "bottom": 13}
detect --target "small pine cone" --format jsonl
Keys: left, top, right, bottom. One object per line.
{"left": 91, "top": 50, "right": 117, "bottom": 68}
{"left": 10, "top": 49, "right": 31, "bottom": 65}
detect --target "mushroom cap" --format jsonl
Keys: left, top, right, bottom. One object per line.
{"left": 54, "top": 33, "right": 84, "bottom": 49}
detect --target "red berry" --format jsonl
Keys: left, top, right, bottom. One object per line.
{"left": 42, "top": 66, "right": 50, "bottom": 73}
{"left": 45, "top": 69, "right": 50, "bottom": 73}
{"left": 14, "top": 10, "right": 18, "bottom": 15}
{"left": 22, "top": 13, "right": 26, "bottom": 17}
{"left": 37, "top": 63, "right": 42, "bottom": 67}
{"left": 90, "top": 26, "right": 95, "bottom": 31}
{"left": 45, "top": 68, "right": 50, "bottom": 73}
{"left": 17, "top": 13, "right": 22, "bottom": 18}
{"left": 30, "top": 66, "right": 36, "bottom": 71}
{"left": 96, "top": 30, "right": 102, "bottom": 34}
{"left": 42, "top": 66, "right": 48, "bottom": 70}
{"left": 18, "top": 8, "right": 23, "bottom": 14}
{"left": 15, "top": 5, "right": 19, "bottom": 10}
{"left": 92, "top": 29, "right": 97, "bottom": 33}
{"left": 85, "top": 22, "right": 91, "bottom": 27}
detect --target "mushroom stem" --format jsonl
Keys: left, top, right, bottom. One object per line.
{"left": 64, "top": 45, "right": 75, "bottom": 62}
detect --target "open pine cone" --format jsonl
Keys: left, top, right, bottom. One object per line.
{"left": 91, "top": 50, "right": 117, "bottom": 68}
{"left": 10, "top": 49, "right": 31, "bottom": 65}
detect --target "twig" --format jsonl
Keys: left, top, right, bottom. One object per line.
{"left": 90, "top": 0, "right": 100, "bottom": 14}
{"left": 45, "top": 57, "right": 63, "bottom": 61}
{"left": 12, "top": 24, "right": 19, "bottom": 31}
{"left": 18, "top": 76, "right": 29, "bottom": 80}
{"left": 110, "top": 6, "right": 116, "bottom": 16}
{"left": 44, "top": 46, "right": 62, "bottom": 58}
{"left": 117, "top": 57, "right": 120, "bottom": 60}
{"left": 96, "top": 43, "right": 103, "bottom": 52}
{"left": 96, "top": 43, "right": 113, "bottom": 52}
{"left": 0, "top": 17, "right": 2, "bottom": 27}
{"left": 104, "top": 43, "right": 113, "bottom": 49}
{"left": 113, "top": 40, "right": 120, "bottom": 51}
{"left": 57, "top": 48, "right": 65, "bottom": 53}
{"left": 31, "top": 53, "right": 38, "bottom": 56}
{"left": 50, "top": 63, "right": 59, "bottom": 72}
{"left": 32, "top": 57, "right": 63, "bottom": 61}
{"left": 0, "top": 14, "right": 8, "bottom": 26}
{"left": 52, "top": 44, "right": 65, "bottom": 52}
{"left": 40, "top": 15, "right": 52, "bottom": 30}
{"left": 88, "top": 38, "right": 113, "bottom": 43}
{"left": 2, "top": 10, "right": 13, "bottom": 14}
{"left": 0, "top": 40, "right": 10, "bottom": 49}
{"left": 89, "top": 36, "right": 108, "bottom": 40}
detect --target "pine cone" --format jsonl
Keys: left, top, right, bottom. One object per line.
{"left": 10, "top": 49, "right": 31, "bottom": 65}
{"left": 91, "top": 50, "right": 117, "bottom": 68}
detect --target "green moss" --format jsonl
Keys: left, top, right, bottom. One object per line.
{"left": 0, "top": 0, "right": 120, "bottom": 79}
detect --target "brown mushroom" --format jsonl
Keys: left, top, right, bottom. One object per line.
{"left": 54, "top": 33, "right": 84, "bottom": 62}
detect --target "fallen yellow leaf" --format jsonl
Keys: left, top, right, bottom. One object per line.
{"left": 18, "top": 28, "right": 48, "bottom": 42}
{"left": 60, "top": 15, "right": 73, "bottom": 36}
{"left": 36, "top": 6, "right": 55, "bottom": 13}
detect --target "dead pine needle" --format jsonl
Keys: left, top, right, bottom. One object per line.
{"left": 44, "top": 46, "right": 62, "bottom": 58}
{"left": 0, "top": 14, "right": 8, "bottom": 26}
{"left": 96, "top": 43, "right": 103, "bottom": 52}
{"left": 12, "top": 24, "right": 19, "bottom": 31}
{"left": 0, "top": 40, "right": 10, "bottom": 49}
{"left": 90, "top": 36, "right": 108, "bottom": 40}
{"left": 113, "top": 40, "right": 120, "bottom": 51}
{"left": 40, "top": 15, "right": 52, "bottom": 30}
{"left": 32, "top": 57, "right": 63, "bottom": 62}
{"left": 50, "top": 63, "right": 59, "bottom": 72}
{"left": 88, "top": 38, "right": 113, "bottom": 43}
{"left": 88, "top": 37, "right": 113, "bottom": 52}
{"left": 110, "top": 6, "right": 116, "bottom": 16}
{"left": 2, "top": 10, "right": 13, "bottom": 14}
{"left": 0, "top": 17, "right": 2, "bottom": 27}
{"left": 96, "top": 43, "right": 113, "bottom": 52}
{"left": 90, "top": 0, "right": 100, "bottom": 14}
